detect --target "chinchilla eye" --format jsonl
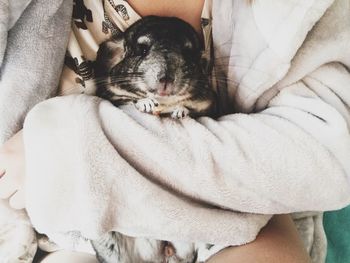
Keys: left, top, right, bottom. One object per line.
{"left": 184, "top": 39, "right": 193, "bottom": 50}
{"left": 138, "top": 43, "right": 149, "bottom": 56}
{"left": 136, "top": 35, "right": 151, "bottom": 57}
{"left": 182, "top": 39, "right": 195, "bottom": 58}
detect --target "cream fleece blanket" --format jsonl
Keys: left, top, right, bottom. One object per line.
{"left": 1, "top": 0, "right": 350, "bottom": 262}
{"left": 19, "top": 0, "right": 350, "bottom": 262}
{"left": 0, "top": 0, "right": 72, "bottom": 262}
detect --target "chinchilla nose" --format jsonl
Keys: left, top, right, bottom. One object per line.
{"left": 158, "top": 75, "right": 175, "bottom": 84}
{"left": 156, "top": 75, "right": 175, "bottom": 96}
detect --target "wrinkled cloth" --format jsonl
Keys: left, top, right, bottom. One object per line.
{"left": 0, "top": 0, "right": 72, "bottom": 143}
{"left": 0, "top": 0, "right": 72, "bottom": 262}
{"left": 0, "top": 201, "right": 37, "bottom": 263}
{"left": 18, "top": 0, "right": 350, "bottom": 263}
{"left": 0, "top": 0, "right": 31, "bottom": 65}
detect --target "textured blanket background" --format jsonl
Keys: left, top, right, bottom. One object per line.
{"left": 0, "top": 0, "right": 72, "bottom": 262}
{"left": 23, "top": 0, "right": 350, "bottom": 263}
{"left": 1, "top": 0, "right": 350, "bottom": 263}
{"left": 0, "top": 0, "right": 72, "bottom": 143}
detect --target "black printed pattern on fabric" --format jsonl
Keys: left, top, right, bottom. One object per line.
{"left": 201, "top": 18, "right": 210, "bottom": 28}
{"left": 102, "top": 0, "right": 123, "bottom": 36}
{"left": 107, "top": 0, "right": 130, "bottom": 21}
{"left": 65, "top": 52, "right": 94, "bottom": 88}
{"left": 73, "top": 0, "right": 93, "bottom": 30}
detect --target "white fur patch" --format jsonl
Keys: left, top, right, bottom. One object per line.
{"left": 137, "top": 35, "right": 151, "bottom": 45}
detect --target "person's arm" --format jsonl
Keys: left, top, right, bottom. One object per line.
{"left": 207, "top": 215, "right": 311, "bottom": 263}
{"left": 4, "top": 63, "right": 349, "bottom": 213}
{"left": 17, "top": 61, "right": 350, "bottom": 247}
{"left": 36, "top": 215, "right": 311, "bottom": 263}
{"left": 8, "top": 0, "right": 350, "bottom": 247}
{"left": 25, "top": 62, "right": 350, "bottom": 213}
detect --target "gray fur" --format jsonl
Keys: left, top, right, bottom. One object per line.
{"left": 91, "top": 231, "right": 199, "bottom": 263}
{"left": 94, "top": 16, "right": 216, "bottom": 119}
{"left": 91, "top": 16, "right": 215, "bottom": 263}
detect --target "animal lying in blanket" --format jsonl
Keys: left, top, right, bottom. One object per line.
{"left": 90, "top": 16, "right": 219, "bottom": 263}
{"left": 93, "top": 15, "right": 217, "bottom": 119}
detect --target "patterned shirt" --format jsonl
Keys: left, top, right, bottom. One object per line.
{"left": 58, "top": 0, "right": 214, "bottom": 96}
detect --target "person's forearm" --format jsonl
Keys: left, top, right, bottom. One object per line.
{"left": 21, "top": 74, "right": 350, "bottom": 245}
{"left": 207, "top": 215, "right": 311, "bottom": 263}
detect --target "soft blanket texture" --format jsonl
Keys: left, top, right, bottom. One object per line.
{"left": 0, "top": 0, "right": 72, "bottom": 143}
{"left": 0, "top": 0, "right": 72, "bottom": 262}
{"left": 0, "top": 0, "right": 31, "bottom": 66}
{"left": 0, "top": 0, "right": 350, "bottom": 262}
{"left": 17, "top": 0, "right": 350, "bottom": 262}
{"left": 0, "top": 201, "right": 36, "bottom": 263}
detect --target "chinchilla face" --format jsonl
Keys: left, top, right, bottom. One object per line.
{"left": 109, "top": 16, "right": 204, "bottom": 97}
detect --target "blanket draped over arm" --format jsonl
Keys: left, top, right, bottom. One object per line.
{"left": 0, "top": 0, "right": 72, "bottom": 143}
{"left": 22, "top": 0, "right": 350, "bottom": 258}
{"left": 0, "top": 0, "right": 33, "bottom": 66}
{"left": 0, "top": 0, "right": 72, "bottom": 262}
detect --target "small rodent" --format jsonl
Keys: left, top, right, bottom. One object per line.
{"left": 94, "top": 15, "right": 216, "bottom": 119}
{"left": 91, "top": 16, "right": 217, "bottom": 263}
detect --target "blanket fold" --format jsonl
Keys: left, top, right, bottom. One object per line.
{"left": 24, "top": 96, "right": 272, "bottom": 246}
{"left": 0, "top": 201, "right": 37, "bottom": 263}
{"left": 0, "top": 0, "right": 73, "bottom": 262}
{"left": 0, "top": 0, "right": 349, "bottom": 262}
{"left": 0, "top": 0, "right": 32, "bottom": 66}
{"left": 0, "top": 0, "right": 72, "bottom": 143}
{"left": 22, "top": 2, "right": 350, "bottom": 262}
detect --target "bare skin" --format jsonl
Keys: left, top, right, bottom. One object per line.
{"left": 206, "top": 215, "right": 311, "bottom": 263}
{"left": 0, "top": 0, "right": 311, "bottom": 262}
{"left": 38, "top": 215, "right": 310, "bottom": 263}
{"left": 127, "top": 0, "right": 205, "bottom": 36}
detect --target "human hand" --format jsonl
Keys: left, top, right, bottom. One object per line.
{"left": 0, "top": 130, "right": 26, "bottom": 209}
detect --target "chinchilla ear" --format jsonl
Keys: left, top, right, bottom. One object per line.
{"left": 94, "top": 35, "right": 126, "bottom": 78}
{"left": 123, "top": 16, "right": 160, "bottom": 45}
